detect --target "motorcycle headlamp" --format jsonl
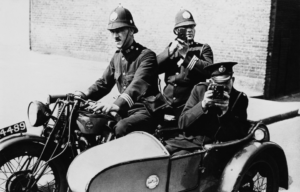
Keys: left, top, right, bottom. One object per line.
{"left": 253, "top": 127, "right": 270, "bottom": 142}
{"left": 28, "top": 101, "right": 51, "bottom": 127}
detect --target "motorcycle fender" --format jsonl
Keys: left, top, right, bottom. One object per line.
{"left": 0, "top": 133, "right": 46, "bottom": 151}
{"left": 218, "top": 141, "right": 289, "bottom": 192}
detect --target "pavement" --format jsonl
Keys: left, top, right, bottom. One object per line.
{"left": 248, "top": 97, "right": 300, "bottom": 124}
{"left": 235, "top": 83, "right": 300, "bottom": 125}
{"left": 1, "top": 44, "right": 300, "bottom": 127}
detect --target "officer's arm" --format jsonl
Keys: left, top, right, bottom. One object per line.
{"left": 114, "top": 50, "right": 158, "bottom": 112}
{"left": 84, "top": 59, "right": 115, "bottom": 101}
{"left": 181, "top": 44, "right": 213, "bottom": 77}
{"left": 157, "top": 43, "right": 174, "bottom": 74}
{"left": 178, "top": 85, "right": 207, "bottom": 129}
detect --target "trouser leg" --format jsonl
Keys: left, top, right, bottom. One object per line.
{"left": 114, "top": 109, "right": 157, "bottom": 138}
{"left": 165, "top": 144, "right": 191, "bottom": 156}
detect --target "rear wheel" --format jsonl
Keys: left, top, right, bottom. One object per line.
{"left": 0, "top": 143, "right": 68, "bottom": 192}
{"left": 237, "top": 155, "right": 279, "bottom": 192}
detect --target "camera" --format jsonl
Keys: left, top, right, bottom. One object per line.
{"left": 177, "top": 28, "right": 187, "bottom": 42}
{"left": 208, "top": 84, "right": 225, "bottom": 99}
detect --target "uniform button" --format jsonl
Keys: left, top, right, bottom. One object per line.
{"left": 136, "top": 48, "right": 138, "bottom": 50}
{"left": 174, "top": 84, "right": 177, "bottom": 86}
{"left": 131, "top": 46, "right": 134, "bottom": 49}
{"left": 173, "top": 97, "right": 176, "bottom": 100}
{"left": 123, "top": 72, "right": 125, "bottom": 75}
{"left": 122, "top": 57, "right": 124, "bottom": 60}
{"left": 176, "top": 73, "right": 179, "bottom": 75}
{"left": 123, "top": 86, "right": 126, "bottom": 89}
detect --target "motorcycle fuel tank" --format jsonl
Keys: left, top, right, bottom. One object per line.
{"left": 67, "top": 132, "right": 170, "bottom": 192}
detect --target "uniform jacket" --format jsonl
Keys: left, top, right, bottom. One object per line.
{"left": 85, "top": 41, "right": 159, "bottom": 115}
{"left": 178, "top": 83, "right": 249, "bottom": 145}
{"left": 157, "top": 41, "right": 213, "bottom": 108}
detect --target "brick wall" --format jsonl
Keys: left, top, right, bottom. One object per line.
{"left": 30, "top": 0, "right": 273, "bottom": 93}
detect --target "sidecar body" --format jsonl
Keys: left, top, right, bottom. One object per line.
{"left": 67, "top": 132, "right": 169, "bottom": 192}
{"left": 67, "top": 130, "right": 289, "bottom": 192}
{"left": 67, "top": 131, "right": 205, "bottom": 192}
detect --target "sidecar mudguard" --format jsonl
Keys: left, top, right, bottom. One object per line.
{"left": 0, "top": 133, "right": 46, "bottom": 151}
{"left": 67, "top": 131, "right": 170, "bottom": 192}
{"left": 219, "top": 141, "right": 289, "bottom": 192}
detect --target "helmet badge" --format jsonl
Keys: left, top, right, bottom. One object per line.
{"left": 219, "top": 65, "right": 226, "bottom": 73}
{"left": 182, "top": 11, "right": 191, "bottom": 19}
{"left": 110, "top": 12, "right": 118, "bottom": 21}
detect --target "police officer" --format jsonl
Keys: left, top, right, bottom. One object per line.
{"left": 75, "top": 6, "right": 160, "bottom": 138}
{"left": 165, "top": 62, "right": 250, "bottom": 155}
{"left": 157, "top": 9, "right": 214, "bottom": 118}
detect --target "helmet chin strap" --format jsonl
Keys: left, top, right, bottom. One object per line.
{"left": 120, "top": 28, "right": 131, "bottom": 50}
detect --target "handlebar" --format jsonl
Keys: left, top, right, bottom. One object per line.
{"left": 47, "top": 94, "right": 92, "bottom": 104}
{"left": 47, "top": 94, "right": 120, "bottom": 118}
{"left": 47, "top": 94, "right": 68, "bottom": 104}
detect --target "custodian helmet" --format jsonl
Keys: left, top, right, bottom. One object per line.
{"left": 107, "top": 6, "right": 138, "bottom": 33}
{"left": 173, "top": 9, "right": 196, "bottom": 34}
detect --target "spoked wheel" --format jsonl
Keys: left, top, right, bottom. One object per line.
{"left": 0, "top": 143, "right": 67, "bottom": 192}
{"left": 237, "top": 155, "right": 279, "bottom": 192}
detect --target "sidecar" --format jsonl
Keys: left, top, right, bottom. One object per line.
{"left": 67, "top": 123, "right": 289, "bottom": 192}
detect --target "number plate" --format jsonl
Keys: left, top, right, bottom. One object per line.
{"left": 0, "top": 121, "right": 27, "bottom": 140}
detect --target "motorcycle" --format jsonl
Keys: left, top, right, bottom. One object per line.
{"left": 0, "top": 93, "right": 290, "bottom": 192}
{"left": 67, "top": 121, "right": 289, "bottom": 191}
{"left": 0, "top": 94, "right": 118, "bottom": 192}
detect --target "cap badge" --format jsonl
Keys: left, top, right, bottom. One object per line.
{"left": 182, "top": 11, "right": 191, "bottom": 19}
{"left": 219, "top": 65, "right": 226, "bottom": 73}
{"left": 110, "top": 12, "right": 118, "bottom": 21}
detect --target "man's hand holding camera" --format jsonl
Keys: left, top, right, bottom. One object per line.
{"left": 201, "top": 86, "right": 230, "bottom": 116}
{"left": 169, "top": 27, "right": 189, "bottom": 58}
{"left": 169, "top": 39, "right": 189, "bottom": 58}
{"left": 177, "top": 39, "right": 189, "bottom": 58}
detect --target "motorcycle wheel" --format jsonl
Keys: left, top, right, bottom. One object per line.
{"left": 0, "top": 143, "right": 68, "bottom": 192}
{"left": 237, "top": 155, "right": 279, "bottom": 192}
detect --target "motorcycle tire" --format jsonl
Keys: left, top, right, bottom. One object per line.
{"left": 236, "top": 154, "right": 279, "bottom": 192}
{"left": 0, "top": 142, "right": 68, "bottom": 192}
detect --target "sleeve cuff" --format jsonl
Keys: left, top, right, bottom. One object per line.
{"left": 182, "top": 52, "right": 199, "bottom": 70}
{"left": 120, "top": 93, "right": 134, "bottom": 107}
{"left": 187, "top": 55, "right": 199, "bottom": 70}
